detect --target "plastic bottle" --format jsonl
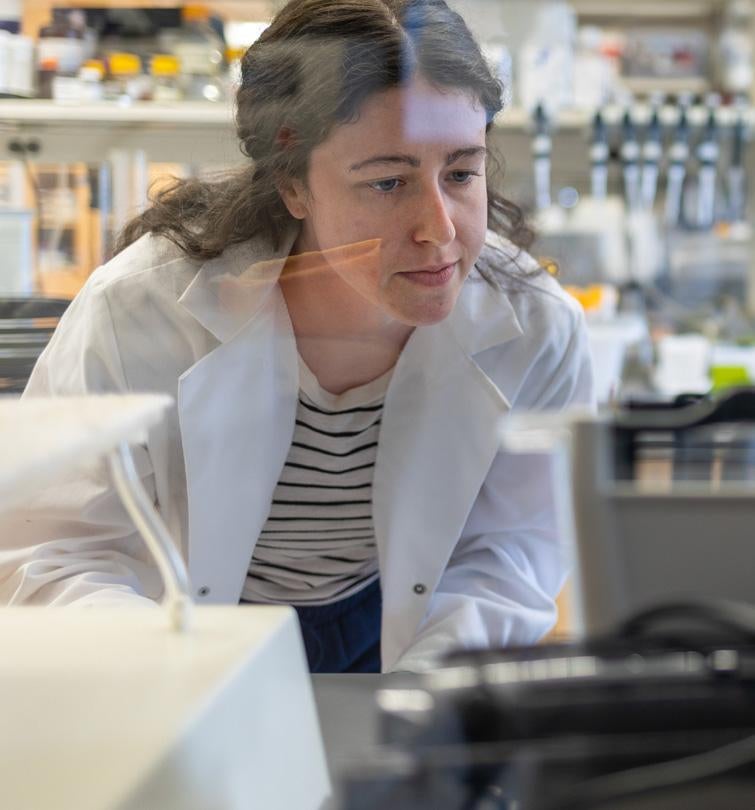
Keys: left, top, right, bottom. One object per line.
{"left": 0, "top": 30, "right": 10, "bottom": 94}
{"left": 6, "top": 34, "right": 34, "bottom": 97}
{"left": 78, "top": 59, "right": 104, "bottom": 102}
{"left": 105, "top": 52, "right": 143, "bottom": 102}
{"left": 717, "top": 0, "right": 753, "bottom": 99}
{"left": 36, "top": 55, "right": 58, "bottom": 99}
{"left": 518, "top": 0, "right": 576, "bottom": 115}
{"left": 173, "top": 4, "right": 225, "bottom": 102}
{"left": 67, "top": 9, "right": 96, "bottom": 61}
{"left": 574, "top": 26, "right": 615, "bottom": 109}
{"left": 224, "top": 45, "right": 244, "bottom": 97}
{"left": 0, "top": 3, "right": 29, "bottom": 97}
{"left": 150, "top": 54, "right": 182, "bottom": 102}
{"left": 0, "top": 0, "right": 20, "bottom": 34}
{"left": 37, "top": 9, "right": 84, "bottom": 82}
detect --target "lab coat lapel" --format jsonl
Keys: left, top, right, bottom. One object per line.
{"left": 375, "top": 277, "right": 523, "bottom": 667}
{"left": 177, "top": 237, "right": 299, "bottom": 602}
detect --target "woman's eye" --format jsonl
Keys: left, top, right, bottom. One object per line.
{"left": 368, "top": 178, "right": 402, "bottom": 193}
{"left": 449, "top": 170, "right": 480, "bottom": 184}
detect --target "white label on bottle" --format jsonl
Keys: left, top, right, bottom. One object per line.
{"left": 51, "top": 75, "right": 82, "bottom": 101}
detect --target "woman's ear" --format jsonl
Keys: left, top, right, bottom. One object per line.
{"left": 279, "top": 179, "right": 309, "bottom": 220}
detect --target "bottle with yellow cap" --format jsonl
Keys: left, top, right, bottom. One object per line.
{"left": 150, "top": 54, "right": 182, "bottom": 102}
{"left": 225, "top": 46, "right": 245, "bottom": 96}
{"left": 173, "top": 4, "right": 226, "bottom": 102}
{"left": 77, "top": 59, "right": 105, "bottom": 102}
{"left": 104, "top": 52, "right": 147, "bottom": 102}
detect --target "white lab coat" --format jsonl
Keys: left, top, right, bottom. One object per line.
{"left": 0, "top": 229, "right": 593, "bottom": 672}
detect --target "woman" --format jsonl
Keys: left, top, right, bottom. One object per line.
{"left": 0, "top": 0, "right": 593, "bottom": 673}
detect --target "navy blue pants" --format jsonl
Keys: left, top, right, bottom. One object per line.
{"left": 294, "top": 578, "right": 382, "bottom": 673}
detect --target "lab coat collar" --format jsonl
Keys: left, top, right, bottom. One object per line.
{"left": 448, "top": 271, "right": 523, "bottom": 356}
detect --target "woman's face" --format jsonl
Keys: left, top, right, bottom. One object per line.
{"left": 282, "top": 75, "right": 489, "bottom": 328}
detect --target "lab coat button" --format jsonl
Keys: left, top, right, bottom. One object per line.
{"left": 197, "top": 586, "right": 210, "bottom": 597}
{"left": 413, "top": 583, "right": 426, "bottom": 595}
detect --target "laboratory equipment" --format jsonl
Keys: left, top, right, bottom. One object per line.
{"left": 330, "top": 396, "right": 755, "bottom": 809}
{"left": 664, "top": 106, "right": 691, "bottom": 228}
{"left": 620, "top": 110, "right": 641, "bottom": 212}
{"left": 0, "top": 296, "right": 69, "bottom": 394}
{"left": 589, "top": 109, "right": 608, "bottom": 200}
{"left": 532, "top": 103, "right": 553, "bottom": 213}
{"left": 727, "top": 109, "right": 748, "bottom": 222}
{"left": 640, "top": 107, "right": 662, "bottom": 210}
{"left": 0, "top": 395, "right": 330, "bottom": 810}
{"left": 690, "top": 106, "right": 720, "bottom": 230}
{"left": 571, "top": 389, "right": 755, "bottom": 636}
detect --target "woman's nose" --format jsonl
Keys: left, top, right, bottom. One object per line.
{"left": 412, "top": 187, "right": 456, "bottom": 247}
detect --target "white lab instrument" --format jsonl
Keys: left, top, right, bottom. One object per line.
{"left": 0, "top": 395, "right": 330, "bottom": 810}
{"left": 653, "top": 333, "right": 712, "bottom": 398}
{"left": 500, "top": 395, "right": 755, "bottom": 638}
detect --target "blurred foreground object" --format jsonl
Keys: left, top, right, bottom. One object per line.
{"left": 0, "top": 296, "right": 69, "bottom": 395}
{"left": 0, "top": 395, "right": 329, "bottom": 810}
{"left": 337, "top": 393, "right": 755, "bottom": 809}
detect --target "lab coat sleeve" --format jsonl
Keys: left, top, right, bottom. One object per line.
{"left": 0, "top": 273, "right": 162, "bottom": 608}
{"left": 392, "top": 302, "right": 594, "bottom": 672}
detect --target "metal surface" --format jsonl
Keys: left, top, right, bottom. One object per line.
{"left": 571, "top": 417, "right": 755, "bottom": 636}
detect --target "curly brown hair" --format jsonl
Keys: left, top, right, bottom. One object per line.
{"left": 116, "top": 0, "right": 534, "bottom": 285}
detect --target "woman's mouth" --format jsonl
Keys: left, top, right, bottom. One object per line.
{"left": 398, "top": 263, "right": 456, "bottom": 287}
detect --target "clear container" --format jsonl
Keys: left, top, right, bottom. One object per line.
{"left": 36, "top": 54, "right": 57, "bottom": 99}
{"left": 37, "top": 9, "right": 84, "bottom": 77}
{"left": 6, "top": 34, "right": 35, "bottom": 97}
{"left": 150, "top": 53, "right": 182, "bottom": 102}
{"left": 78, "top": 59, "right": 104, "bottom": 101}
{"left": 0, "top": 0, "right": 21, "bottom": 34}
{"left": 518, "top": 0, "right": 576, "bottom": 114}
{"left": 104, "top": 51, "right": 144, "bottom": 102}
{"left": 173, "top": 4, "right": 226, "bottom": 102}
{"left": 224, "top": 45, "right": 244, "bottom": 97}
{"left": 717, "top": 0, "right": 753, "bottom": 96}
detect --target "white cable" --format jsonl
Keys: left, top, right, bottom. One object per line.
{"left": 109, "top": 441, "right": 193, "bottom": 633}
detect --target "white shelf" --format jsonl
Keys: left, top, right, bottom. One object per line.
{"left": 573, "top": 0, "right": 718, "bottom": 18}
{"left": 623, "top": 76, "right": 712, "bottom": 96}
{"left": 0, "top": 98, "right": 587, "bottom": 130}
{"left": 0, "top": 100, "right": 751, "bottom": 166}
{"left": 0, "top": 99, "right": 235, "bottom": 127}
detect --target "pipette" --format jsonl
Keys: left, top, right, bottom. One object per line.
{"left": 590, "top": 109, "right": 609, "bottom": 199}
{"left": 532, "top": 103, "right": 553, "bottom": 211}
{"left": 640, "top": 108, "right": 663, "bottom": 210}
{"left": 728, "top": 109, "right": 747, "bottom": 222}
{"left": 620, "top": 110, "right": 641, "bottom": 212}
{"left": 694, "top": 106, "right": 720, "bottom": 229}
{"left": 664, "top": 106, "right": 690, "bottom": 228}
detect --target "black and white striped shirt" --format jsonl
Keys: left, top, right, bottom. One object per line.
{"left": 241, "top": 358, "right": 390, "bottom": 606}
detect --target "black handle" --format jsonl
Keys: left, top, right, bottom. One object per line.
{"left": 616, "top": 387, "right": 755, "bottom": 432}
